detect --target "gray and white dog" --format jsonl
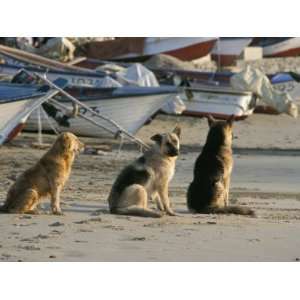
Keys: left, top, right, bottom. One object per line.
{"left": 107, "top": 126, "right": 181, "bottom": 218}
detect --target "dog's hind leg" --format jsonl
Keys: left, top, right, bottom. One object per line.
{"left": 115, "top": 185, "right": 163, "bottom": 218}
{"left": 7, "top": 189, "right": 39, "bottom": 214}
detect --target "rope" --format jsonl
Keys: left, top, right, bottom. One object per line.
{"left": 116, "top": 132, "right": 125, "bottom": 158}
{"left": 37, "top": 107, "right": 43, "bottom": 144}
{"left": 41, "top": 106, "right": 60, "bottom": 135}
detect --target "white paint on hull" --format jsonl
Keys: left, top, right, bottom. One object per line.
{"left": 182, "top": 87, "right": 255, "bottom": 117}
{"left": 263, "top": 38, "right": 300, "bottom": 56}
{"left": 212, "top": 38, "right": 253, "bottom": 56}
{"left": 26, "top": 94, "right": 174, "bottom": 137}
{"left": 118, "top": 37, "right": 217, "bottom": 58}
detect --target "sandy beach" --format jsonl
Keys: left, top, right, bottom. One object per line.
{"left": 0, "top": 113, "right": 300, "bottom": 261}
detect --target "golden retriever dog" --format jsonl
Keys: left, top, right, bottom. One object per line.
{"left": 1, "top": 132, "right": 84, "bottom": 214}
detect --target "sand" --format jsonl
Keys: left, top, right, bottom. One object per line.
{"left": 1, "top": 113, "right": 300, "bottom": 261}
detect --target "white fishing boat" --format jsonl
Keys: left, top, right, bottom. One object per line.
{"left": 181, "top": 84, "right": 257, "bottom": 120}
{"left": 211, "top": 37, "right": 253, "bottom": 66}
{"left": 25, "top": 85, "right": 179, "bottom": 137}
{"left": 0, "top": 79, "right": 67, "bottom": 145}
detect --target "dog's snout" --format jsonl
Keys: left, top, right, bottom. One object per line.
{"left": 168, "top": 148, "right": 179, "bottom": 157}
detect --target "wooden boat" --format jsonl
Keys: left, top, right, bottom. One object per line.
{"left": 84, "top": 37, "right": 217, "bottom": 62}
{"left": 211, "top": 37, "right": 253, "bottom": 67}
{"left": 25, "top": 85, "right": 179, "bottom": 137}
{"left": 0, "top": 79, "right": 67, "bottom": 145}
{"left": 182, "top": 83, "right": 257, "bottom": 120}
{"left": 250, "top": 37, "right": 300, "bottom": 57}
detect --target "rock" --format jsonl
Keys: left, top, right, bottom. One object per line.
{"left": 131, "top": 237, "right": 146, "bottom": 241}
{"left": 49, "top": 222, "right": 64, "bottom": 227}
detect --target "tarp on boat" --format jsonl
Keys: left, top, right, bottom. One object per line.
{"left": 230, "top": 65, "right": 298, "bottom": 117}
{"left": 95, "top": 63, "right": 185, "bottom": 114}
{"left": 99, "top": 76, "right": 122, "bottom": 88}
{"left": 114, "top": 63, "right": 185, "bottom": 114}
{"left": 116, "top": 63, "right": 160, "bottom": 87}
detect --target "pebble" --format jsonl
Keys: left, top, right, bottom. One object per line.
{"left": 49, "top": 222, "right": 64, "bottom": 227}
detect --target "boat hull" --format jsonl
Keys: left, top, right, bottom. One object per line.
{"left": 86, "top": 37, "right": 217, "bottom": 62}
{"left": 157, "top": 38, "right": 217, "bottom": 61}
{"left": 211, "top": 38, "right": 253, "bottom": 66}
{"left": 0, "top": 98, "right": 33, "bottom": 143}
{"left": 26, "top": 93, "right": 175, "bottom": 137}
{"left": 0, "top": 79, "right": 68, "bottom": 144}
{"left": 263, "top": 38, "right": 300, "bottom": 57}
{"left": 0, "top": 63, "right": 106, "bottom": 88}
{"left": 181, "top": 86, "right": 256, "bottom": 120}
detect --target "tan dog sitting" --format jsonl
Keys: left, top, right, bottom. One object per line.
{"left": 108, "top": 126, "right": 181, "bottom": 218}
{"left": 1, "top": 132, "right": 84, "bottom": 215}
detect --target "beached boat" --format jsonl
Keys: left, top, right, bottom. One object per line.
{"left": 181, "top": 84, "right": 257, "bottom": 120}
{"left": 0, "top": 44, "right": 94, "bottom": 73}
{"left": 0, "top": 79, "right": 67, "bottom": 145}
{"left": 0, "top": 63, "right": 111, "bottom": 88}
{"left": 152, "top": 67, "right": 300, "bottom": 102}
{"left": 211, "top": 37, "right": 253, "bottom": 67}
{"left": 25, "top": 85, "right": 179, "bottom": 137}
{"left": 84, "top": 37, "right": 217, "bottom": 62}
{"left": 251, "top": 37, "right": 300, "bottom": 57}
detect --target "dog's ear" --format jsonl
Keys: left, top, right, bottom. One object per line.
{"left": 150, "top": 134, "right": 163, "bottom": 145}
{"left": 172, "top": 125, "right": 181, "bottom": 139}
{"left": 227, "top": 114, "right": 235, "bottom": 126}
{"left": 207, "top": 115, "right": 215, "bottom": 127}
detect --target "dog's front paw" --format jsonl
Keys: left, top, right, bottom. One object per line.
{"left": 52, "top": 208, "right": 64, "bottom": 216}
{"left": 166, "top": 209, "right": 177, "bottom": 216}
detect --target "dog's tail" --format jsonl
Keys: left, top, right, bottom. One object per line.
{"left": 111, "top": 206, "right": 163, "bottom": 218}
{"left": 0, "top": 205, "right": 7, "bottom": 213}
{"left": 193, "top": 206, "right": 255, "bottom": 216}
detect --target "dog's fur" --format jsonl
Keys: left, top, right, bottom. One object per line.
{"left": 1, "top": 132, "right": 84, "bottom": 214}
{"left": 108, "top": 126, "right": 181, "bottom": 218}
{"left": 187, "top": 115, "right": 254, "bottom": 216}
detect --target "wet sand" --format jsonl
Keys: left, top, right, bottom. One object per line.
{"left": 0, "top": 114, "right": 300, "bottom": 261}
